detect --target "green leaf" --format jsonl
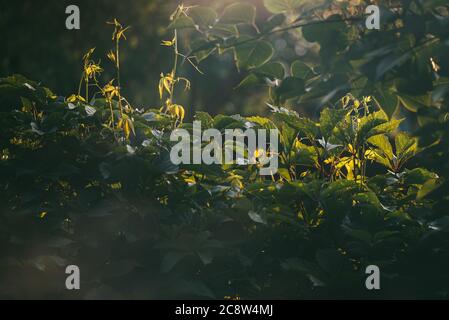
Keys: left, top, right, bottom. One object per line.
{"left": 302, "top": 15, "right": 348, "bottom": 51}
{"left": 374, "top": 87, "right": 398, "bottom": 119}
{"left": 210, "top": 23, "right": 239, "bottom": 38}
{"left": 234, "top": 39, "right": 274, "bottom": 70}
{"left": 397, "top": 94, "right": 431, "bottom": 112}
{"left": 429, "top": 216, "right": 449, "bottom": 231}
{"left": 194, "top": 112, "right": 214, "bottom": 129}
{"left": 220, "top": 3, "right": 256, "bottom": 25}
{"left": 374, "top": 231, "right": 400, "bottom": 242}
{"left": 291, "top": 60, "right": 314, "bottom": 80}
{"left": 375, "top": 118, "right": 402, "bottom": 136}
{"left": 275, "top": 77, "right": 305, "bottom": 101}
{"left": 278, "top": 168, "right": 292, "bottom": 181}
{"left": 319, "top": 108, "right": 347, "bottom": 140}
{"left": 395, "top": 132, "right": 417, "bottom": 157}
{"left": 235, "top": 198, "right": 254, "bottom": 211}
{"left": 376, "top": 52, "right": 411, "bottom": 80}
{"left": 263, "top": 0, "right": 302, "bottom": 14}
{"left": 189, "top": 7, "right": 218, "bottom": 29}
{"left": 236, "top": 62, "right": 285, "bottom": 89}
{"left": 213, "top": 114, "right": 245, "bottom": 130}
{"left": 357, "top": 111, "right": 401, "bottom": 143}
{"left": 246, "top": 116, "right": 275, "bottom": 129}
{"left": 190, "top": 38, "right": 217, "bottom": 62}
{"left": 354, "top": 190, "right": 384, "bottom": 211}
{"left": 168, "top": 15, "right": 195, "bottom": 30}
{"left": 368, "top": 134, "right": 393, "bottom": 160}
{"left": 357, "top": 116, "right": 387, "bottom": 141}
{"left": 235, "top": 74, "right": 262, "bottom": 89}
{"left": 161, "top": 252, "right": 190, "bottom": 273}
{"left": 248, "top": 211, "right": 267, "bottom": 224}
{"left": 322, "top": 180, "right": 358, "bottom": 197}
{"left": 262, "top": 14, "right": 286, "bottom": 32}
{"left": 417, "top": 178, "right": 441, "bottom": 200}
{"left": 403, "top": 168, "right": 438, "bottom": 186}
{"left": 255, "top": 61, "right": 285, "bottom": 79}
{"left": 274, "top": 113, "right": 318, "bottom": 137}
{"left": 343, "top": 227, "right": 372, "bottom": 244}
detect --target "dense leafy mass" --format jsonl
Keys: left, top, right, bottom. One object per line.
{"left": 1, "top": 0, "right": 449, "bottom": 299}
{"left": 0, "top": 74, "right": 447, "bottom": 299}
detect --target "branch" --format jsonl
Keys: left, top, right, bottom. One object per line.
{"left": 187, "top": 16, "right": 365, "bottom": 57}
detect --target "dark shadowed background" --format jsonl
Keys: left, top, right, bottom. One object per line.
{"left": 0, "top": 0, "right": 284, "bottom": 117}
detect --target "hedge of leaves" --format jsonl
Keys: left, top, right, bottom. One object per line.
{"left": 0, "top": 74, "right": 448, "bottom": 299}
{"left": 1, "top": 0, "right": 449, "bottom": 299}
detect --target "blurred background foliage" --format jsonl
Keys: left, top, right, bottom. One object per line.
{"left": 2, "top": 0, "right": 448, "bottom": 121}
{"left": 0, "top": 0, "right": 275, "bottom": 117}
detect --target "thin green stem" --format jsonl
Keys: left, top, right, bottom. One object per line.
{"left": 170, "top": 30, "right": 179, "bottom": 105}
{"left": 116, "top": 39, "right": 123, "bottom": 117}
{"left": 77, "top": 74, "right": 84, "bottom": 97}
{"left": 85, "top": 78, "right": 89, "bottom": 102}
{"left": 108, "top": 100, "right": 115, "bottom": 128}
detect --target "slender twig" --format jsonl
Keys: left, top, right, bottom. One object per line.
{"left": 116, "top": 37, "right": 123, "bottom": 117}
{"left": 170, "top": 30, "right": 179, "bottom": 105}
